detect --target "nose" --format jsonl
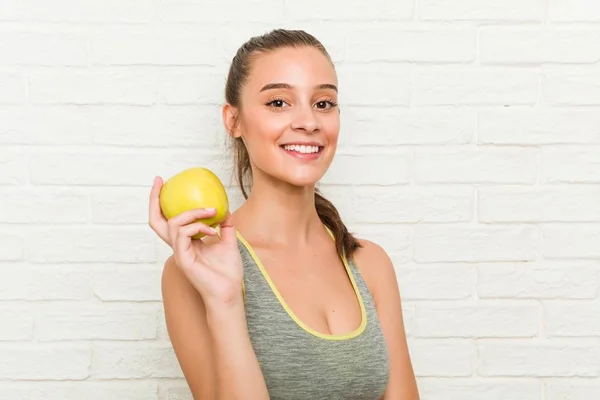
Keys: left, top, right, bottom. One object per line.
{"left": 290, "top": 104, "right": 320, "bottom": 133}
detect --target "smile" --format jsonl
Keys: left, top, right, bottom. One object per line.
{"left": 282, "top": 144, "right": 321, "bottom": 154}
{"left": 280, "top": 144, "right": 324, "bottom": 160}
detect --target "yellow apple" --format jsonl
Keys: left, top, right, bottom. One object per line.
{"left": 159, "top": 167, "right": 230, "bottom": 239}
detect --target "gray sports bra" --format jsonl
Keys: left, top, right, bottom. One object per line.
{"left": 236, "top": 230, "right": 390, "bottom": 400}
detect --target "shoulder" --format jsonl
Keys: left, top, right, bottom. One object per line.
{"left": 351, "top": 239, "right": 399, "bottom": 301}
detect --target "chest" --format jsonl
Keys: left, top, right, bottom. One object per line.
{"left": 251, "top": 246, "right": 363, "bottom": 336}
{"left": 242, "top": 276, "right": 390, "bottom": 400}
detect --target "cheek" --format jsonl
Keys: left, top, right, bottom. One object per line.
{"left": 322, "top": 114, "right": 340, "bottom": 146}
{"left": 240, "top": 116, "right": 284, "bottom": 167}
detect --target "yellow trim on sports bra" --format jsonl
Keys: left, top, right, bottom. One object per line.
{"left": 236, "top": 226, "right": 368, "bottom": 341}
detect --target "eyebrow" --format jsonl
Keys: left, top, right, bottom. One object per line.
{"left": 259, "top": 83, "right": 338, "bottom": 93}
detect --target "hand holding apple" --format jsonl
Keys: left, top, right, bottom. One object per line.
{"left": 148, "top": 167, "right": 243, "bottom": 307}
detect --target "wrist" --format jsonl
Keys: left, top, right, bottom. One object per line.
{"left": 205, "top": 295, "right": 246, "bottom": 328}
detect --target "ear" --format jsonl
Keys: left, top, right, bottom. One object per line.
{"left": 222, "top": 103, "right": 241, "bottom": 138}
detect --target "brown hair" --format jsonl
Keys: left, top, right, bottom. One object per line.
{"left": 224, "top": 29, "right": 362, "bottom": 259}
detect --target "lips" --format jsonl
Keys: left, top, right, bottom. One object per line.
{"left": 280, "top": 143, "right": 324, "bottom": 160}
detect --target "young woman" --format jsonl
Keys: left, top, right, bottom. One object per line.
{"left": 149, "top": 29, "right": 419, "bottom": 400}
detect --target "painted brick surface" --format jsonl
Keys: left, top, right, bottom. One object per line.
{"left": 1, "top": 1, "right": 599, "bottom": 398}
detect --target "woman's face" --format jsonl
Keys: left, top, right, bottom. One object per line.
{"left": 229, "top": 46, "right": 340, "bottom": 189}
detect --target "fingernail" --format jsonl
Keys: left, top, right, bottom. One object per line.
{"left": 205, "top": 208, "right": 216, "bottom": 212}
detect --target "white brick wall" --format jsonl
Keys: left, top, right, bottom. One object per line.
{"left": 1, "top": 0, "right": 599, "bottom": 398}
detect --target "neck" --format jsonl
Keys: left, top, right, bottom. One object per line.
{"left": 236, "top": 175, "right": 322, "bottom": 247}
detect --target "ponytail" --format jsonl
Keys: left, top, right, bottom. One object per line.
{"left": 315, "top": 188, "right": 362, "bottom": 259}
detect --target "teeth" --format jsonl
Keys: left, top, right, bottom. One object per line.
{"left": 283, "top": 144, "right": 320, "bottom": 154}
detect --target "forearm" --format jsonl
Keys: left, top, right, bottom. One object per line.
{"left": 206, "top": 298, "right": 269, "bottom": 400}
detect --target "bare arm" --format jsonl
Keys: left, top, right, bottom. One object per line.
{"left": 151, "top": 175, "right": 269, "bottom": 400}
{"left": 353, "top": 240, "right": 420, "bottom": 400}
{"left": 162, "top": 256, "right": 216, "bottom": 398}
{"left": 162, "top": 255, "right": 270, "bottom": 400}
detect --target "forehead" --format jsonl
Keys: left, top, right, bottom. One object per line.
{"left": 245, "top": 46, "right": 337, "bottom": 90}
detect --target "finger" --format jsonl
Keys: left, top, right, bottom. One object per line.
{"left": 218, "top": 212, "right": 237, "bottom": 244}
{"left": 179, "top": 222, "right": 218, "bottom": 239}
{"left": 173, "top": 226, "right": 193, "bottom": 270}
{"left": 168, "top": 208, "right": 217, "bottom": 227}
{"left": 173, "top": 222, "right": 217, "bottom": 268}
{"left": 148, "top": 176, "right": 170, "bottom": 243}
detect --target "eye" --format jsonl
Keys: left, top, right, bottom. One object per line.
{"left": 266, "top": 99, "right": 288, "bottom": 108}
{"left": 315, "top": 100, "right": 338, "bottom": 109}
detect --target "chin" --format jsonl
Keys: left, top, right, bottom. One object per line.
{"left": 278, "top": 170, "right": 325, "bottom": 189}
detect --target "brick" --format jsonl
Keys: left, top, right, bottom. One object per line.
{"left": 90, "top": 29, "right": 218, "bottom": 67}
{"left": 345, "top": 107, "right": 474, "bottom": 146}
{"left": 480, "top": 28, "right": 600, "bottom": 64}
{"left": 158, "top": 0, "right": 284, "bottom": 22}
{"left": 479, "top": 186, "right": 600, "bottom": 222}
{"left": 477, "top": 261, "right": 599, "bottom": 299}
{"left": 35, "top": 303, "right": 159, "bottom": 341}
{"left": 542, "top": 149, "right": 600, "bottom": 183}
{"left": 414, "top": 225, "right": 537, "bottom": 263}
{"left": 546, "top": 380, "right": 600, "bottom": 400}
{"left": 29, "top": 151, "right": 230, "bottom": 187}
{"left": 396, "top": 264, "right": 474, "bottom": 300}
{"left": 417, "top": 378, "right": 542, "bottom": 400}
{"left": 414, "top": 148, "right": 537, "bottom": 184}
{"left": 160, "top": 384, "right": 192, "bottom": 400}
{"left": 94, "top": 265, "right": 162, "bottom": 301}
{"left": 284, "top": 0, "right": 413, "bottom": 21}
{"left": 542, "top": 224, "right": 600, "bottom": 259}
{"left": 0, "top": 106, "right": 93, "bottom": 145}
{"left": 336, "top": 64, "right": 410, "bottom": 106}
{"left": 0, "top": 74, "right": 26, "bottom": 104}
{"left": 30, "top": 382, "right": 159, "bottom": 400}
{"left": 0, "top": 189, "right": 88, "bottom": 223}
{"left": 350, "top": 186, "right": 473, "bottom": 223}
{"left": 0, "top": 265, "right": 92, "bottom": 300}
{"left": 0, "top": 151, "right": 27, "bottom": 185}
{"left": 0, "top": 233, "right": 24, "bottom": 261}
{"left": 414, "top": 302, "right": 539, "bottom": 338}
{"left": 27, "top": 227, "right": 156, "bottom": 263}
{"left": 29, "top": 70, "right": 159, "bottom": 105}
{"left": 0, "top": 385, "right": 29, "bottom": 400}
{"left": 160, "top": 68, "right": 226, "bottom": 105}
{"left": 478, "top": 110, "right": 600, "bottom": 145}
{"left": 408, "top": 339, "right": 473, "bottom": 377}
{"left": 549, "top": 0, "right": 600, "bottom": 22}
{"left": 545, "top": 301, "right": 600, "bottom": 337}
{"left": 411, "top": 69, "right": 539, "bottom": 106}
{"left": 91, "top": 343, "right": 182, "bottom": 379}
{"left": 89, "top": 105, "right": 221, "bottom": 148}
{"left": 322, "top": 154, "right": 410, "bottom": 185}
{"left": 0, "top": 0, "right": 153, "bottom": 22}
{"left": 0, "top": 30, "right": 87, "bottom": 66}
{"left": 0, "top": 344, "right": 90, "bottom": 379}
{"left": 347, "top": 28, "right": 476, "bottom": 63}
{"left": 90, "top": 188, "right": 150, "bottom": 225}
{"left": 0, "top": 306, "right": 33, "bottom": 340}
{"left": 419, "top": 0, "right": 545, "bottom": 21}
{"left": 543, "top": 68, "right": 600, "bottom": 106}
{"left": 478, "top": 340, "right": 600, "bottom": 377}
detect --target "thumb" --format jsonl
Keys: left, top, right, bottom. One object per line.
{"left": 218, "top": 212, "right": 237, "bottom": 245}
